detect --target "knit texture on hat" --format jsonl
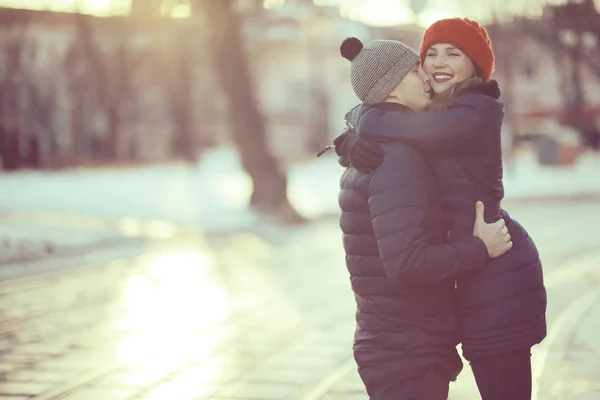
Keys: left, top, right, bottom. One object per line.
{"left": 419, "top": 18, "right": 495, "bottom": 80}
{"left": 341, "top": 38, "right": 420, "bottom": 105}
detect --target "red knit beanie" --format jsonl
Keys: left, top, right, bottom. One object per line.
{"left": 420, "top": 18, "right": 495, "bottom": 80}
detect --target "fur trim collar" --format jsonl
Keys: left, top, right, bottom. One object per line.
{"left": 429, "top": 78, "right": 501, "bottom": 110}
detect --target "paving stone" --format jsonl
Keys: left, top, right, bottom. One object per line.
{"left": 0, "top": 353, "right": 51, "bottom": 363}
{"left": 0, "top": 363, "right": 18, "bottom": 375}
{"left": 34, "top": 356, "right": 113, "bottom": 370}
{"left": 0, "top": 382, "right": 52, "bottom": 396}
{"left": 96, "top": 369, "right": 169, "bottom": 388}
{"left": 139, "top": 380, "right": 218, "bottom": 400}
{"left": 217, "top": 381, "right": 299, "bottom": 399}
{"left": 252, "top": 366, "right": 323, "bottom": 385}
{"left": 321, "top": 394, "right": 366, "bottom": 400}
{"left": 8, "top": 369, "right": 76, "bottom": 383}
{"left": 0, "top": 396, "right": 32, "bottom": 400}
{"left": 269, "top": 354, "right": 341, "bottom": 371}
{"left": 168, "top": 362, "right": 240, "bottom": 385}
{"left": 0, "top": 209, "right": 597, "bottom": 400}
{"left": 59, "top": 387, "right": 139, "bottom": 400}
{"left": 329, "top": 370, "right": 365, "bottom": 393}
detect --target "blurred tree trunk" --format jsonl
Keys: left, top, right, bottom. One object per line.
{"left": 0, "top": 16, "right": 29, "bottom": 170}
{"left": 129, "top": 0, "right": 163, "bottom": 17}
{"left": 194, "top": 0, "right": 305, "bottom": 223}
{"left": 168, "top": 26, "right": 197, "bottom": 163}
{"left": 73, "top": 14, "right": 118, "bottom": 160}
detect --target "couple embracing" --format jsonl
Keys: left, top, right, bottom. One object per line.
{"left": 333, "top": 18, "right": 547, "bottom": 400}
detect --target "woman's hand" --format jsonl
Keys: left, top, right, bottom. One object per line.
{"left": 472, "top": 201, "right": 513, "bottom": 258}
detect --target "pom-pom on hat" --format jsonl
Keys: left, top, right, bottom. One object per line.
{"left": 340, "top": 37, "right": 363, "bottom": 61}
{"left": 340, "top": 37, "right": 420, "bottom": 105}
{"left": 420, "top": 18, "right": 495, "bottom": 80}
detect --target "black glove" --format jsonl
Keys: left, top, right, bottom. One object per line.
{"left": 334, "top": 129, "right": 384, "bottom": 173}
{"left": 333, "top": 129, "right": 351, "bottom": 167}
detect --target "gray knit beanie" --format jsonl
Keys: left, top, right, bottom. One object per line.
{"left": 341, "top": 37, "right": 420, "bottom": 105}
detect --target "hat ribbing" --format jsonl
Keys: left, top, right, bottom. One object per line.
{"left": 341, "top": 38, "right": 420, "bottom": 105}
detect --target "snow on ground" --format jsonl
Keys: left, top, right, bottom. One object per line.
{"left": 0, "top": 147, "right": 598, "bottom": 234}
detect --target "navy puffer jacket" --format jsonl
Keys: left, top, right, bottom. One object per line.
{"left": 352, "top": 80, "right": 547, "bottom": 361}
{"left": 339, "top": 102, "right": 491, "bottom": 388}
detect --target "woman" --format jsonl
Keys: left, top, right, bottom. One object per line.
{"left": 336, "top": 18, "right": 547, "bottom": 400}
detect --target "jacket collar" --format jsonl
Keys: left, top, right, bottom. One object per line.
{"left": 344, "top": 102, "right": 414, "bottom": 133}
{"left": 372, "top": 102, "right": 414, "bottom": 113}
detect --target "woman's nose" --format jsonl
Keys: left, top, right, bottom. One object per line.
{"left": 433, "top": 56, "right": 446, "bottom": 68}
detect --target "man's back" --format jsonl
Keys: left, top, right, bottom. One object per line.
{"left": 339, "top": 105, "right": 464, "bottom": 387}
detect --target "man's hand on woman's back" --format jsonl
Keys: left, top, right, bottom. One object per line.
{"left": 472, "top": 201, "right": 513, "bottom": 258}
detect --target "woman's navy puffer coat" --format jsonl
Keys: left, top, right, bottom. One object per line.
{"left": 339, "top": 102, "right": 492, "bottom": 388}
{"left": 354, "top": 80, "right": 547, "bottom": 361}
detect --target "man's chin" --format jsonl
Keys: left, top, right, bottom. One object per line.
{"left": 414, "top": 101, "right": 430, "bottom": 111}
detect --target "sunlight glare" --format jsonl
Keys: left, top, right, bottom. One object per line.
{"left": 170, "top": 3, "right": 190, "bottom": 18}
{"left": 263, "top": 0, "right": 285, "bottom": 9}
{"left": 340, "top": 0, "right": 414, "bottom": 27}
{"left": 0, "top": 0, "right": 128, "bottom": 15}
{"left": 216, "top": 173, "right": 252, "bottom": 209}
{"left": 418, "top": 8, "right": 457, "bottom": 28}
{"left": 114, "top": 250, "right": 231, "bottom": 364}
{"left": 77, "top": 0, "right": 112, "bottom": 13}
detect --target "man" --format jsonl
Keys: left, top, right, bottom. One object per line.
{"left": 337, "top": 37, "right": 511, "bottom": 399}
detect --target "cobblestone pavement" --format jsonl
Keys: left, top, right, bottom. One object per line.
{"left": 0, "top": 199, "right": 599, "bottom": 400}
{"left": 0, "top": 212, "right": 192, "bottom": 272}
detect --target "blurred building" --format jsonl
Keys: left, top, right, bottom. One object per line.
{"left": 0, "top": 2, "right": 373, "bottom": 169}
{"left": 7, "top": 1, "right": 597, "bottom": 170}
{"left": 487, "top": 3, "right": 600, "bottom": 149}
{"left": 234, "top": 0, "right": 374, "bottom": 161}
{"left": 0, "top": 7, "right": 213, "bottom": 167}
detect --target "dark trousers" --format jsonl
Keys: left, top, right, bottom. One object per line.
{"left": 367, "top": 369, "right": 450, "bottom": 400}
{"left": 470, "top": 350, "right": 532, "bottom": 400}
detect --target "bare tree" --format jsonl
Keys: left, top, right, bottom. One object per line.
{"left": 165, "top": 24, "right": 198, "bottom": 162}
{"left": 66, "top": 13, "right": 140, "bottom": 162}
{"left": 194, "top": 0, "right": 305, "bottom": 223}
{"left": 0, "top": 11, "right": 30, "bottom": 170}
{"left": 130, "top": 0, "right": 163, "bottom": 17}
{"left": 22, "top": 43, "right": 58, "bottom": 167}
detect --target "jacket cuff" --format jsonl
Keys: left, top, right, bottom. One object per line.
{"left": 458, "top": 237, "right": 489, "bottom": 272}
{"left": 338, "top": 155, "right": 350, "bottom": 167}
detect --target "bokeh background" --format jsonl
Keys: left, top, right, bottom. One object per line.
{"left": 0, "top": 1, "right": 599, "bottom": 400}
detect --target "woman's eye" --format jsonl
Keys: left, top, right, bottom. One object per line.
{"left": 449, "top": 53, "right": 460, "bottom": 57}
{"left": 426, "top": 53, "right": 435, "bottom": 57}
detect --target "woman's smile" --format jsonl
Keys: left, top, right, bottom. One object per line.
{"left": 431, "top": 72, "right": 454, "bottom": 83}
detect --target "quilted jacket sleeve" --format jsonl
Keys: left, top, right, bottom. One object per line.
{"left": 359, "top": 95, "right": 503, "bottom": 156}
{"left": 367, "top": 141, "right": 488, "bottom": 284}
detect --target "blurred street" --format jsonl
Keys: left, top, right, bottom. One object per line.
{"left": 1, "top": 0, "right": 600, "bottom": 399}
{"left": 0, "top": 198, "right": 599, "bottom": 400}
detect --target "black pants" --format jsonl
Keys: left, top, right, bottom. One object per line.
{"left": 367, "top": 369, "right": 450, "bottom": 400}
{"left": 470, "top": 350, "right": 532, "bottom": 400}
